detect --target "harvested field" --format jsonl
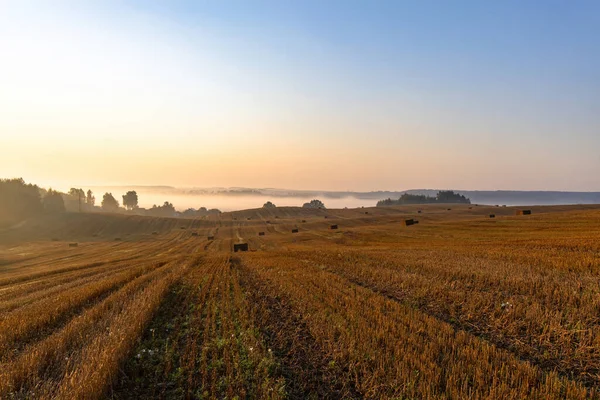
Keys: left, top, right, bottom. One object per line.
{"left": 1, "top": 204, "right": 600, "bottom": 398}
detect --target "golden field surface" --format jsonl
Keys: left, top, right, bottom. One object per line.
{"left": 1, "top": 203, "right": 600, "bottom": 399}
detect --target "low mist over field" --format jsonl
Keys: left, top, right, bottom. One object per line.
{"left": 48, "top": 185, "right": 600, "bottom": 211}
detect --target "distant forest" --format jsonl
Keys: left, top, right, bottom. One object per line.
{"left": 377, "top": 190, "right": 471, "bottom": 206}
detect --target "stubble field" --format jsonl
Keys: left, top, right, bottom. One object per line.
{"left": 1, "top": 203, "right": 600, "bottom": 399}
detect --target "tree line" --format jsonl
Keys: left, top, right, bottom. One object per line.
{"left": 0, "top": 178, "right": 223, "bottom": 226}
{"left": 377, "top": 191, "right": 471, "bottom": 206}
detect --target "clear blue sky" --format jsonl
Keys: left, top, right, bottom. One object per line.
{"left": 1, "top": 1, "right": 599, "bottom": 191}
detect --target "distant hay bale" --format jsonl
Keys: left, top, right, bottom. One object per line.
{"left": 330, "top": 224, "right": 338, "bottom": 230}
{"left": 114, "top": 237, "right": 122, "bottom": 241}
{"left": 258, "top": 232, "right": 265, "bottom": 236}
{"left": 233, "top": 243, "right": 248, "bottom": 252}
{"left": 489, "top": 214, "right": 496, "bottom": 218}
{"left": 247, "top": 218, "right": 251, "bottom": 220}
{"left": 68, "top": 242, "right": 78, "bottom": 248}
{"left": 152, "top": 231, "right": 158, "bottom": 235}
{"left": 447, "top": 208, "right": 451, "bottom": 211}
{"left": 302, "top": 220, "right": 306, "bottom": 223}
{"left": 208, "top": 235, "right": 215, "bottom": 240}
{"left": 516, "top": 210, "right": 532, "bottom": 216}
{"left": 404, "top": 219, "right": 416, "bottom": 226}
{"left": 324, "top": 216, "right": 328, "bottom": 219}
{"left": 266, "top": 220, "right": 271, "bottom": 224}
{"left": 291, "top": 229, "right": 299, "bottom": 233}
{"left": 275, "top": 216, "right": 279, "bottom": 219}
{"left": 180, "top": 226, "right": 186, "bottom": 230}
{"left": 417, "top": 210, "right": 422, "bottom": 214}
{"left": 364, "top": 211, "right": 369, "bottom": 214}
{"left": 191, "top": 232, "right": 198, "bottom": 236}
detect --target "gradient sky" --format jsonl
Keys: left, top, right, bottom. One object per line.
{"left": 1, "top": 1, "right": 599, "bottom": 191}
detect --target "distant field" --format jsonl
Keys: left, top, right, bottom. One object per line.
{"left": 1, "top": 204, "right": 599, "bottom": 399}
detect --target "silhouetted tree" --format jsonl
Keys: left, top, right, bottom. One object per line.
{"left": 302, "top": 199, "right": 326, "bottom": 209}
{"left": 43, "top": 189, "right": 66, "bottom": 213}
{"left": 263, "top": 201, "right": 276, "bottom": 208}
{"left": 86, "top": 190, "right": 95, "bottom": 207}
{"left": 101, "top": 192, "right": 119, "bottom": 212}
{"left": 122, "top": 191, "right": 139, "bottom": 210}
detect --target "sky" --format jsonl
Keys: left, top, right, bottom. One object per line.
{"left": 1, "top": 0, "right": 599, "bottom": 192}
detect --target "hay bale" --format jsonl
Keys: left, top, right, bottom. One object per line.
{"left": 114, "top": 238, "right": 122, "bottom": 241}
{"left": 247, "top": 217, "right": 251, "bottom": 221}
{"left": 404, "top": 219, "right": 416, "bottom": 226}
{"left": 447, "top": 208, "right": 451, "bottom": 211}
{"left": 364, "top": 211, "right": 369, "bottom": 214}
{"left": 208, "top": 235, "right": 215, "bottom": 240}
{"left": 258, "top": 232, "right": 265, "bottom": 236}
{"left": 302, "top": 220, "right": 306, "bottom": 223}
{"left": 266, "top": 220, "right": 271, "bottom": 224}
{"left": 191, "top": 232, "right": 198, "bottom": 236}
{"left": 152, "top": 231, "right": 158, "bottom": 235}
{"left": 517, "top": 210, "right": 532, "bottom": 215}
{"left": 330, "top": 224, "right": 338, "bottom": 230}
{"left": 291, "top": 229, "right": 299, "bottom": 233}
{"left": 180, "top": 226, "right": 186, "bottom": 230}
{"left": 489, "top": 214, "right": 496, "bottom": 218}
{"left": 234, "top": 243, "right": 249, "bottom": 252}
{"left": 417, "top": 210, "right": 422, "bottom": 214}
{"left": 324, "top": 216, "right": 328, "bottom": 219}
{"left": 68, "top": 242, "right": 78, "bottom": 247}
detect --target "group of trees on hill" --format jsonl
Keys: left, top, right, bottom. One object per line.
{"left": 0, "top": 178, "right": 228, "bottom": 225}
{"left": 0, "top": 178, "right": 44, "bottom": 227}
{"left": 0, "top": 179, "right": 101, "bottom": 227}
{"left": 302, "top": 199, "right": 326, "bottom": 209}
{"left": 377, "top": 191, "right": 471, "bottom": 206}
